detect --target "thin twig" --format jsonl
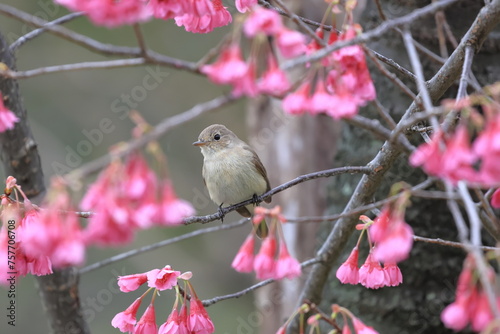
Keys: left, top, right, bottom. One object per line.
{"left": 0, "top": 58, "right": 147, "bottom": 79}
{"left": 456, "top": 45, "right": 475, "bottom": 100}
{"left": 364, "top": 46, "right": 418, "bottom": 102}
{"left": 458, "top": 181, "right": 482, "bottom": 247}
{"left": 401, "top": 28, "right": 439, "bottom": 129}
{"left": 133, "top": 24, "right": 148, "bottom": 57}
{"left": 201, "top": 258, "right": 321, "bottom": 307}
{"left": 9, "top": 11, "right": 84, "bottom": 52}
{"left": 79, "top": 219, "right": 249, "bottom": 274}
{"left": 413, "top": 235, "right": 499, "bottom": 251}
{"left": 66, "top": 94, "right": 237, "bottom": 181}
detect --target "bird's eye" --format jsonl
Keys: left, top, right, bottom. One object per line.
{"left": 214, "top": 134, "right": 221, "bottom": 141}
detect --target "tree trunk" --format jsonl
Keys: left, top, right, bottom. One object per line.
{"left": 0, "top": 31, "right": 90, "bottom": 334}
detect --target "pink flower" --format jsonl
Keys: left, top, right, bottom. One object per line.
{"left": 231, "top": 59, "right": 259, "bottom": 98}
{"left": 474, "top": 113, "right": 500, "bottom": 186}
{"left": 118, "top": 273, "right": 148, "bottom": 293}
{"left": 124, "top": 153, "right": 157, "bottom": 200}
{"left": 254, "top": 236, "right": 277, "bottom": 280}
{"left": 336, "top": 247, "right": 359, "bottom": 285}
{"left": 383, "top": 263, "right": 402, "bottom": 287}
{"left": 352, "top": 318, "right": 379, "bottom": 334}
{"left": 0, "top": 92, "right": 19, "bottom": 132}
{"left": 276, "top": 28, "right": 307, "bottom": 58}
{"left": 175, "top": 0, "right": 231, "bottom": 34}
{"left": 325, "top": 91, "right": 359, "bottom": 119}
{"left": 231, "top": 234, "right": 255, "bottom": 273}
{"left": 310, "top": 79, "right": 335, "bottom": 114}
{"left": 147, "top": 265, "right": 180, "bottom": 291}
{"left": 134, "top": 304, "right": 157, "bottom": 334}
{"left": 440, "top": 300, "right": 469, "bottom": 332}
{"left": 342, "top": 325, "right": 352, "bottom": 334}
{"left": 370, "top": 208, "right": 414, "bottom": 264}
{"left": 26, "top": 254, "right": 53, "bottom": 276}
{"left": 201, "top": 44, "right": 248, "bottom": 85}
{"left": 243, "top": 7, "right": 282, "bottom": 38}
{"left": 275, "top": 243, "right": 301, "bottom": 280}
{"left": 158, "top": 181, "right": 195, "bottom": 225}
{"left": 56, "top": 0, "right": 152, "bottom": 28}
{"left": 282, "top": 81, "right": 311, "bottom": 115}
{"left": 149, "top": 0, "right": 184, "bottom": 19}
{"left": 372, "top": 222, "right": 414, "bottom": 264}
{"left": 442, "top": 125, "right": 478, "bottom": 184}
{"left": 258, "top": 54, "right": 291, "bottom": 96}
{"left": 189, "top": 298, "right": 215, "bottom": 334}
{"left": 471, "top": 293, "right": 494, "bottom": 332}
{"left": 491, "top": 188, "right": 500, "bottom": 208}
{"left": 158, "top": 307, "right": 190, "bottom": 334}
{"left": 409, "top": 130, "right": 445, "bottom": 177}
{"left": 358, "top": 254, "right": 386, "bottom": 289}
{"left": 111, "top": 297, "right": 142, "bottom": 333}
{"left": 236, "top": 0, "right": 257, "bottom": 13}
{"left": 21, "top": 179, "right": 85, "bottom": 268}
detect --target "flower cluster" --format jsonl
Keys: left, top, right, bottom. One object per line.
{"left": 0, "top": 91, "right": 19, "bottom": 133}
{"left": 55, "top": 0, "right": 233, "bottom": 32}
{"left": 81, "top": 151, "right": 194, "bottom": 246}
{"left": 0, "top": 177, "right": 85, "bottom": 285}
{"left": 112, "top": 266, "right": 214, "bottom": 334}
{"left": 282, "top": 26, "right": 376, "bottom": 118}
{"left": 410, "top": 96, "right": 500, "bottom": 187}
{"left": 201, "top": 6, "right": 305, "bottom": 98}
{"left": 0, "top": 126, "right": 194, "bottom": 285}
{"left": 231, "top": 206, "right": 301, "bottom": 280}
{"left": 278, "top": 302, "right": 379, "bottom": 334}
{"left": 336, "top": 199, "right": 413, "bottom": 289}
{"left": 441, "top": 255, "right": 499, "bottom": 332}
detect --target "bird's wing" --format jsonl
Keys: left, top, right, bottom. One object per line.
{"left": 244, "top": 146, "right": 272, "bottom": 203}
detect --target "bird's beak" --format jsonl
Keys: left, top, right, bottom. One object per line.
{"left": 192, "top": 140, "right": 207, "bottom": 147}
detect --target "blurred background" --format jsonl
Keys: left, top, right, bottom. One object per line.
{"left": 0, "top": 1, "right": 261, "bottom": 333}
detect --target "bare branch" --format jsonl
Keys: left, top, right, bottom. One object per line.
{"left": 9, "top": 11, "right": 83, "bottom": 52}
{"left": 67, "top": 94, "right": 237, "bottom": 181}
{"left": 0, "top": 58, "right": 147, "bottom": 79}
{"left": 79, "top": 219, "right": 249, "bottom": 274}
{"left": 201, "top": 258, "right": 321, "bottom": 307}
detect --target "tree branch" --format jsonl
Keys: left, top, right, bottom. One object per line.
{"left": 183, "top": 166, "right": 374, "bottom": 225}
{"left": 290, "top": 1, "right": 500, "bottom": 331}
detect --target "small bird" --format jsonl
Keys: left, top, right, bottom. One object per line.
{"left": 193, "top": 124, "right": 271, "bottom": 238}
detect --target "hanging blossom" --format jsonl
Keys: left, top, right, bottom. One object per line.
{"left": 410, "top": 95, "right": 500, "bottom": 188}
{"left": 231, "top": 206, "right": 302, "bottom": 281}
{"left": 81, "top": 151, "right": 194, "bottom": 246}
{"left": 201, "top": 6, "right": 303, "bottom": 98}
{"left": 282, "top": 25, "right": 376, "bottom": 118}
{"left": 55, "top": 0, "right": 152, "bottom": 28}
{"left": 112, "top": 268, "right": 214, "bottom": 334}
{"left": 441, "top": 255, "right": 499, "bottom": 332}
{"left": 0, "top": 92, "right": 19, "bottom": 132}
{"left": 21, "top": 178, "right": 86, "bottom": 268}
{"left": 336, "top": 194, "right": 412, "bottom": 289}
{"left": 149, "top": 0, "right": 231, "bottom": 33}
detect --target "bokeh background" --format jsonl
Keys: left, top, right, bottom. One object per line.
{"left": 0, "top": 1, "right": 261, "bottom": 333}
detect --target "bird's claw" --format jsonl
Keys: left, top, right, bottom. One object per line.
{"left": 218, "top": 203, "right": 225, "bottom": 223}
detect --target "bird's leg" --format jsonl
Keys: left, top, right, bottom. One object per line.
{"left": 252, "top": 194, "right": 259, "bottom": 207}
{"left": 218, "top": 203, "right": 225, "bottom": 223}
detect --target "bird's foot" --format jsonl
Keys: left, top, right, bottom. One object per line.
{"left": 251, "top": 194, "right": 259, "bottom": 206}
{"left": 218, "top": 203, "right": 225, "bottom": 223}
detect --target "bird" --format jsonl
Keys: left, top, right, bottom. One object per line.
{"left": 193, "top": 124, "right": 271, "bottom": 238}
